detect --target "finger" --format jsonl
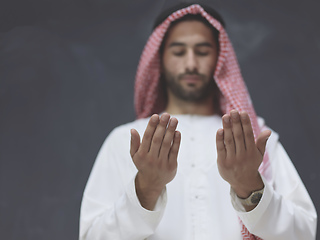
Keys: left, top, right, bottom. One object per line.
{"left": 222, "top": 114, "right": 236, "bottom": 157}
{"left": 216, "top": 128, "right": 226, "bottom": 160}
{"left": 149, "top": 113, "right": 170, "bottom": 157}
{"left": 140, "top": 114, "right": 160, "bottom": 153}
{"left": 230, "top": 110, "right": 246, "bottom": 155}
{"left": 256, "top": 130, "right": 272, "bottom": 156}
{"left": 168, "top": 131, "right": 181, "bottom": 169}
{"left": 240, "top": 111, "right": 255, "bottom": 152}
{"left": 130, "top": 129, "right": 140, "bottom": 158}
{"left": 159, "top": 117, "right": 178, "bottom": 160}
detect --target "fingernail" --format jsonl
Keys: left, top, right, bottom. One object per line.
{"left": 230, "top": 110, "right": 238, "bottom": 119}
{"left": 170, "top": 118, "right": 178, "bottom": 127}
{"left": 151, "top": 115, "right": 159, "bottom": 123}
{"left": 161, "top": 114, "right": 170, "bottom": 122}
{"left": 218, "top": 129, "right": 224, "bottom": 135}
{"left": 175, "top": 131, "right": 180, "bottom": 138}
{"left": 130, "top": 129, "right": 134, "bottom": 138}
{"left": 240, "top": 112, "right": 247, "bottom": 120}
{"left": 223, "top": 116, "right": 230, "bottom": 123}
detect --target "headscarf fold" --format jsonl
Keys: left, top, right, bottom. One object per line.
{"left": 134, "top": 4, "right": 269, "bottom": 239}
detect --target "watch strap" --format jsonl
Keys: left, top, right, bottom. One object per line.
{"left": 238, "top": 188, "right": 264, "bottom": 206}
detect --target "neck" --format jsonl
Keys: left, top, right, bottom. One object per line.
{"left": 164, "top": 92, "right": 216, "bottom": 116}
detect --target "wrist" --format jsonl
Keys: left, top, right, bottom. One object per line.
{"left": 135, "top": 172, "right": 165, "bottom": 194}
{"left": 135, "top": 173, "right": 165, "bottom": 210}
{"left": 232, "top": 173, "right": 264, "bottom": 199}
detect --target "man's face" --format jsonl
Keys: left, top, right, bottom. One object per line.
{"left": 161, "top": 20, "right": 219, "bottom": 102}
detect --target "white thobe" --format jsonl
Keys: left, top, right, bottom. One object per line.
{"left": 79, "top": 115, "right": 317, "bottom": 240}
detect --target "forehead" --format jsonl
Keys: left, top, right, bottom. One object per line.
{"left": 164, "top": 20, "right": 216, "bottom": 47}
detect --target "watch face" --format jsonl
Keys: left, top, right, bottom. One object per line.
{"left": 251, "top": 192, "right": 263, "bottom": 204}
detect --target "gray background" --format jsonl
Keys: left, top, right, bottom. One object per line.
{"left": 0, "top": 0, "right": 319, "bottom": 239}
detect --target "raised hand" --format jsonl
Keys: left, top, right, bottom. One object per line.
{"left": 216, "top": 110, "right": 271, "bottom": 201}
{"left": 130, "top": 113, "right": 181, "bottom": 210}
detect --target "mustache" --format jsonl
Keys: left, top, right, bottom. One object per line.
{"left": 178, "top": 72, "right": 206, "bottom": 80}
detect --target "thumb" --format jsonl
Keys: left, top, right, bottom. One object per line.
{"left": 256, "top": 130, "right": 272, "bottom": 156}
{"left": 130, "top": 128, "right": 140, "bottom": 158}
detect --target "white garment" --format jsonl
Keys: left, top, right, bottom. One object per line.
{"left": 80, "top": 115, "right": 317, "bottom": 240}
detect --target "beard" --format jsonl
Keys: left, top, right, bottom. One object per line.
{"left": 162, "top": 69, "right": 216, "bottom": 102}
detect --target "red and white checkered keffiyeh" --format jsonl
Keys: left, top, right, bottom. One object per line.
{"left": 134, "top": 4, "right": 270, "bottom": 239}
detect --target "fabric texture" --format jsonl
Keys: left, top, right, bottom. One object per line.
{"left": 134, "top": 4, "right": 267, "bottom": 239}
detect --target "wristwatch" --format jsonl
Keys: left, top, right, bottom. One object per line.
{"left": 238, "top": 188, "right": 264, "bottom": 206}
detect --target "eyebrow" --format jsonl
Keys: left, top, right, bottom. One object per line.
{"left": 168, "top": 42, "right": 214, "bottom": 48}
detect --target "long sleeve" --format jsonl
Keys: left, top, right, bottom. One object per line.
{"left": 80, "top": 116, "right": 317, "bottom": 239}
{"left": 231, "top": 132, "right": 317, "bottom": 239}
{"left": 79, "top": 126, "right": 167, "bottom": 240}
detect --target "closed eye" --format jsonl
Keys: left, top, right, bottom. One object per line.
{"left": 172, "top": 51, "right": 185, "bottom": 56}
{"left": 196, "top": 51, "right": 209, "bottom": 56}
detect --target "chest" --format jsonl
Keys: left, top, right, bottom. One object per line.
{"left": 152, "top": 123, "right": 241, "bottom": 240}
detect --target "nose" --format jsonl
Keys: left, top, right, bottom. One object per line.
{"left": 185, "top": 50, "right": 198, "bottom": 73}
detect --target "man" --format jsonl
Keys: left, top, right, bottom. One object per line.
{"left": 80, "top": 3, "right": 317, "bottom": 239}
